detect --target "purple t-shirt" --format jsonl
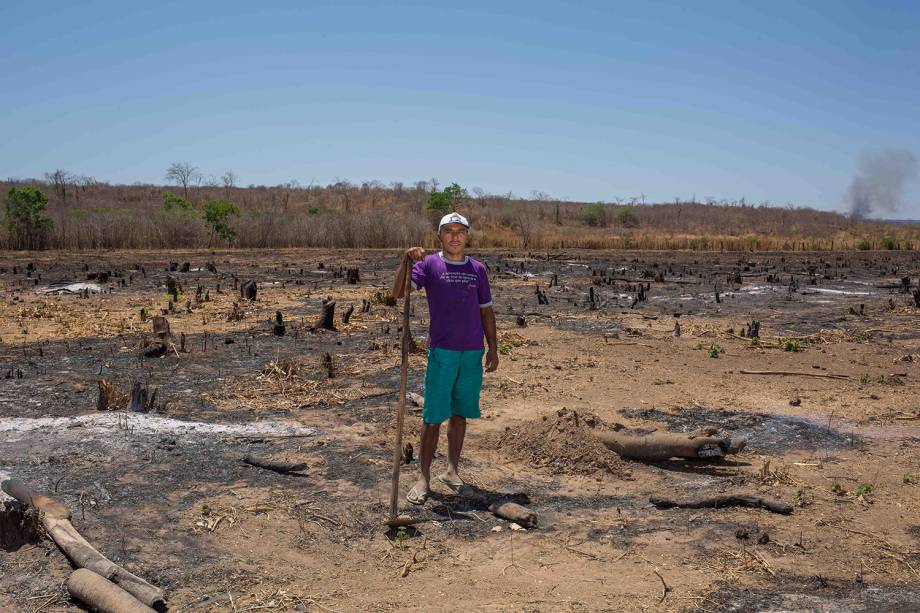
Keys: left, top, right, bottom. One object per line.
{"left": 411, "top": 252, "right": 493, "bottom": 351}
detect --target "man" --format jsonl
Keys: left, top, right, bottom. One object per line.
{"left": 393, "top": 212, "right": 498, "bottom": 505}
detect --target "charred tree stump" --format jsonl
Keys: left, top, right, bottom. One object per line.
{"left": 536, "top": 286, "right": 549, "bottom": 305}
{"left": 341, "top": 304, "right": 354, "bottom": 324}
{"left": 315, "top": 299, "right": 336, "bottom": 330}
{"left": 322, "top": 352, "right": 334, "bottom": 378}
{"left": 516, "top": 315, "right": 527, "bottom": 327}
{"left": 361, "top": 298, "right": 370, "bottom": 313}
{"left": 913, "top": 289, "right": 920, "bottom": 308}
{"left": 165, "top": 276, "right": 179, "bottom": 302}
{"left": 273, "top": 311, "right": 286, "bottom": 336}
{"left": 96, "top": 379, "right": 124, "bottom": 411}
{"left": 674, "top": 320, "right": 681, "bottom": 337}
{"left": 346, "top": 267, "right": 360, "bottom": 284}
{"left": 127, "top": 382, "right": 156, "bottom": 413}
{"left": 240, "top": 280, "right": 257, "bottom": 301}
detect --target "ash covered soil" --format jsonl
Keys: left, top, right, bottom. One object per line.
{"left": 1, "top": 248, "right": 920, "bottom": 612}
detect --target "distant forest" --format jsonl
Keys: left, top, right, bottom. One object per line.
{"left": 2, "top": 169, "right": 918, "bottom": 251}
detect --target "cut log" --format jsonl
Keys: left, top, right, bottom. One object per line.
{"left": 0, "top": 479, "right": 166, "bottom": 609}
{"left": 242, "top": 455, "right": 307, "bottom": 475}
{"left": 650, "top": 494, "right": 793, "bottom": 515}
{"left": 67, "top": 568, "right": 155, "bottom": 613}
{"left": 489, "top": 502, "right": 537, "bottom": 528}
{"left": 595, "top": 431, "right": 745, "bottom": 461}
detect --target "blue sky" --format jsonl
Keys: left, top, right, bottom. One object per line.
{"left": 1, "top": 0, "right": 918, "bottom": 215}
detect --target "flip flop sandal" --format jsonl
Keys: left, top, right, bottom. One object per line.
{"left": 406, "top": 484, "right": 429, "bottom": 505}
{"left": 437, "top": 474, "right": 472, "bottom": 495}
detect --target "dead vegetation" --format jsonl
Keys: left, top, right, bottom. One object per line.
{"left": 2, "top": 247, "right": 920, "bottom": 611}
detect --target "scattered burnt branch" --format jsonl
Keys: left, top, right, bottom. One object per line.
{"left": 489, "top": 502, "right": 537, "bottom": 528}
{"left": 650, "top": 494, "right": 793, "bottom": 515}
{"left": 242, "top": 455, "right": 307, "bottom": 475}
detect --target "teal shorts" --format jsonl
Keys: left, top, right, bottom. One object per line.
{"left": 423, "top": 347, "right": 484, "bottom": 424}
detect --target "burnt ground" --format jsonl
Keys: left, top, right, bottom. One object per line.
{"left": 1, "top": 248, "right": 919, "bottom": 612}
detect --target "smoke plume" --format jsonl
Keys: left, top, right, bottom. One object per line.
{"left": 847, "top": 149, "right": 917, "bottom": 218}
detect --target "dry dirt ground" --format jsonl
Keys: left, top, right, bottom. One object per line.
{"left": 1, "top": 248, "right": 919, "bottom": 612}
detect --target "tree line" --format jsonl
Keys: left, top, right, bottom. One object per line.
{"left": 2, "top": 165, "right": 918, "bottom": 251}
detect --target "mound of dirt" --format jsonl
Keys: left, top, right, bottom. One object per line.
{"left": 492, "top": 408, "right": 629, "bottom": 477}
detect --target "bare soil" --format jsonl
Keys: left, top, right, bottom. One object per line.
{"left": 1, "top": 248, "right": 919, "bottom": 612}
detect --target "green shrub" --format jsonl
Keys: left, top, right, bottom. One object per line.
{"left": 857, "top": 239, "right": 872, "bottom": 250}
{"left": 202, "top": 199, "right": 240, "bottom": 246}
{"left": 4, "top": 187, "right": 53, "bottom": 249}
{"left": 616, "top": 205, "right": 640, "bottom": 228}
{"left": 707, "top": 343, "right": 721, "bottom": 358}
{"left": 781, "top": 338, "right": 801, "bottom": 352}
{"left": 162, "top": 191, "right": 193, "bottom": 211}
{"left": 580, "top": 203, "right": 607, "bottom": 227}
{"left": 427, "top": 183, "right": 467, "bottom": 212}
{"left": 882, "top": 236, "right": 896, "bottom": 250}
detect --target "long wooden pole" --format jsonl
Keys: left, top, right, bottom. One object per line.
{"left": 388, "top": 256, "right": 412, "bottom": 522}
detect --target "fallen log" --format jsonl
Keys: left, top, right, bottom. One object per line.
{"left": 242, "top": 455, "right": 307, "bottom": 475}
{"left": 595, "top": 431, "right": 745, "bottom": 461}
{"left": 0, "top": 479, "right": 166, "bottom": 609}
{"left": 67, "top": 568, "right": 155, "bottom": 613}
{"left": 488, "top": 502, "right": 537, "bottom": 528}
{"left": 739, "top": 369, "right": 849, "bottom": 380}
{"left": 650, "top": 494, "right": 793, "bottom": 515}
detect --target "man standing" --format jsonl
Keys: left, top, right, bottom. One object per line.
{"left": 393, "top": 212, "right": 498, "bottom": 505}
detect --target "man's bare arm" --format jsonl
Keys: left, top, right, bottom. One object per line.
{"left": 482, "top": 306, "right": 499, "bottom": 372}
{"left": 393, "top": 247, "right": 425, "bottom": 298}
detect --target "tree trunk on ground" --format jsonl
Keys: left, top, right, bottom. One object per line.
{"left": 650, "top": 494, "right": 793, "bottom": 514}
{"left": 0, "top": 479, "right": 166, "bottom": 609}
{"left": 67, "top": 569, "right": 155, "bottom": 613}
{"left": 595, "top": 430, "right": 745, "bottom": 461}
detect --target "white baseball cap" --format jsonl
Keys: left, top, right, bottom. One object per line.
{"left": 438, "top": 212, "right": 470, "bottom": 231}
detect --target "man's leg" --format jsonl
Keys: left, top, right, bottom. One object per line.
{"left": 440, "top": 349, "right": 483, "bottom": 487}
{"left": 413, "top": 422, "right": 440, "bottom": 497}
{"left": 412, "top": 348, "right": 457, "bottom": 501}
{"left": 443, "top": 415, "right": 466, "bottom": 483}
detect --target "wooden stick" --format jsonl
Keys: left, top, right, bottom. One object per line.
{"left": 738, "top": 369, "right": 849, "bottom": 380}
{"left": 66, "top": 569, "right": 155, "bottom": 613}
{"left": 1, "top": 479, "right": 165, "bottom": 609}
{"left": 388, "top": 256, "right": 412, "bottom": 523}
{"left": 650, "top": 494, "right": 793, "bottom": 515}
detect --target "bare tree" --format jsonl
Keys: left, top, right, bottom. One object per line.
{"left": 165, "top": 162, "right": 199, "bottom": 199}
{"left": 221, "top": 171, "right": 238, "bottom": 199}
{"left": 44, "top": 169, "right": 73, "bottom": 203}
